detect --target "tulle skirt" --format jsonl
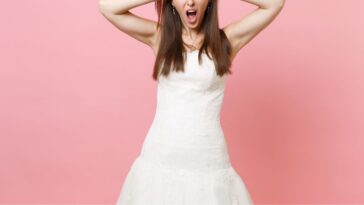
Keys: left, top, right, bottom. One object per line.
{"left": 115, "top": 139, "right": 254, "bottom": 205}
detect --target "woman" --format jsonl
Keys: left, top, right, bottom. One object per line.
{"left": 99, "top": 0, "right": 285, "bottom": 204}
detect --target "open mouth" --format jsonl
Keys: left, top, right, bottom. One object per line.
{"left": 186, "top": 10, "right": 197, "bottom": 23}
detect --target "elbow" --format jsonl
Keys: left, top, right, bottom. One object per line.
{"left": 98, "top": 0, "right": 126, "bottom": 15}
{"left": 98, "top": 0, "right": 108, "bottom": 14}
{"left": 259, "top": 0, "right": 285, "bottom": 10}
{"left": 266, "top": 0, "right": 285, "bottom": 10}
{"left": 274, "top": 0, "right": 285, "bottom": 9}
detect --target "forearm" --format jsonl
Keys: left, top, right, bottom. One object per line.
{"left": 98, "top": 0, "right": 155, "bottom": 15}
{"left": 240, "top": 0, "right": 285, "bottom": 9}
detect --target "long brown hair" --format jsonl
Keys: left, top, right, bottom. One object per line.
{"left": 153, "top": 0, "right": 232, "bottom": 80}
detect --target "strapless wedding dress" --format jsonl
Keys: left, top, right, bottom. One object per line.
{"left": 116, "top": 49, "right": 253, "bottom": 205}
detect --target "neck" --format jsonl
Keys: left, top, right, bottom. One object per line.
{"left": 182, "top": 29, "right": 199, "bottom": 39}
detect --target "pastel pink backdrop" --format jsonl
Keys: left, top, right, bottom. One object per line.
{"left": 0, "top": 0, "right": 363, "bottom": 204}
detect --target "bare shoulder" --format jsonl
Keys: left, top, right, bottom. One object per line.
{"left": 222, "top": 3, "right": 285, "bottom": 62}
{"left": 99, "top": 8, "right": 162, "bottom": 55}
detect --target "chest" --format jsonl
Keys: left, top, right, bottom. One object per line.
{"left": 158, "top": 51, "right": 226, "bottom": 93}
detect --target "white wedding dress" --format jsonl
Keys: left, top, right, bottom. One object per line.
{"left": 116, "top": 49, "right": 253, "bottom": 205}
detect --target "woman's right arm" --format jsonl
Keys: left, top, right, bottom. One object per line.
{"left": 98, "top": 0, "right": 160, "bottom": 54}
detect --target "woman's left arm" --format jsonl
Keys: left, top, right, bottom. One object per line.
{"left": 223, "top": 0, "right": 285, "bottom": 61}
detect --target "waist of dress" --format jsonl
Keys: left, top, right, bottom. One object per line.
{"left": 139, "top": 139, "right": 232, "bottom": 173}
{"left": 143, "top": 118, "right": 227, "bottom": 155}
{"left": 152, "top": 104, "right": 222, "bottom": 126}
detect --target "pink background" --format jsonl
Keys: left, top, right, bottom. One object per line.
{"left": 1, "top": 0, "right": 363, "bottom": 204}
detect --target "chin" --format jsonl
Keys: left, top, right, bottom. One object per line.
{"left": 185, "top": 20, "right": 200, "bottom": 28}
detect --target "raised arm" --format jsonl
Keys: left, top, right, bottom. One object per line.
{"left": 98, "top": 0, "right": 160, "bottom": 54}
{"left": 223, "top": 0, "right": 285, "bottom": 61}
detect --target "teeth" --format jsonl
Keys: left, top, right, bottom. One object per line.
{"left": 186, "top": 10, "right": 197, "bottom": 16}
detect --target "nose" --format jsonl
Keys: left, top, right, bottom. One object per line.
{"left": 187, "top": 0, "right": 194, "bottom": 6}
